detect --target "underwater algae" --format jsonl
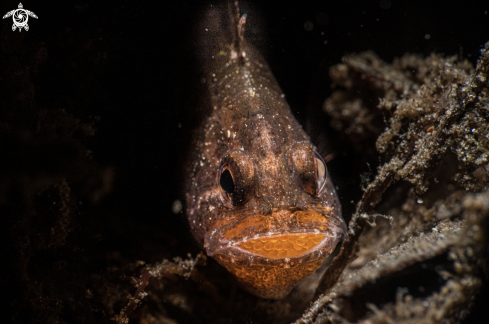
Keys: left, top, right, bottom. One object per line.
{"left": 296, "top": 42, "right": 489, "bottom": 324}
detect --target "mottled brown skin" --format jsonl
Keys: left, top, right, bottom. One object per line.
{"left": 186, "top": 5, "right": 346, "bottom": 299}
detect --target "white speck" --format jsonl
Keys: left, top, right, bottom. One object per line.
{"left": 424, "top": 34, "right": 431, "bottom": 40}
{"left": 227, "top": 130, "right": 231, "bottom": 138}
{"left": 304, "top": 21, "right": 314, "bottom": 31}
{"left": 172, "top": 200, "right": 182, "bottom": 214}
{"left": 209, "top": 205, "right": 215, "bottom": 211}
{"left": 280, "top": 94, "right": 285, "bottom": 98}
{"left": 417, "top": 199, "right": 424, "bottom": 204}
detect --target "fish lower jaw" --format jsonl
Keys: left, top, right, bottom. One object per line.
{"left": 209, "top": 232, "right": 341, "bottom": 299}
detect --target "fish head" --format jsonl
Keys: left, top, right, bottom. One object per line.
{"left": 197, "top": 140, "right": 345, "bottom": 298}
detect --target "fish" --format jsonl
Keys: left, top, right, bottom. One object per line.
{"left": 186, "top": 2, "right": 346, "bottom": 299}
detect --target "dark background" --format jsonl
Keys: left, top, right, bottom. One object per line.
{"left": 1, "top": 0, "right": 488, "bottom": 323}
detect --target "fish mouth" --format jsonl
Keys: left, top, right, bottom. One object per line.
{"left": 204, "top": 207, "right": 345, "bottom": 298}
{"left": 204, "top": 207, "right": 346, "bottom": 266}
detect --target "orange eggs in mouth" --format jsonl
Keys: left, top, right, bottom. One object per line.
{"left": 238, "top": 234, "right": 326, "bottom": 259}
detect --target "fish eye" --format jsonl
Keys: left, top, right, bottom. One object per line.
{"left": 220, "top": 168, "right": 235, "bottom": 197}
{"left": 314, "top": 151, "right": 327, "bottom": 194}
{"left": 217, "top": 150, "right": 255, "bottom": 206}
{"left": 288, "top": 142, "right": 328, "bottom": 197}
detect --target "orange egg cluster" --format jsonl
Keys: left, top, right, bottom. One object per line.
{"left": 238, "top": 233, "right": 325, "bottom": 258}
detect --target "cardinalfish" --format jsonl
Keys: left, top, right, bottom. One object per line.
{"left": 186, "top": 2, "right": 346, "bottom": 299}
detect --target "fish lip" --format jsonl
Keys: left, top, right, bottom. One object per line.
{"left": 204, "top": 208, "right": 345, "bottom": 265}
{"left": 209, "top": 229, "right": 342, "bottom": 266}
{"left": 204, "top": 209, "right": 345, "bottom": 251}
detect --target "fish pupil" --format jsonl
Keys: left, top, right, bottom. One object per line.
{"left": 220, "top": 169, "right": 235, "bottom": 194}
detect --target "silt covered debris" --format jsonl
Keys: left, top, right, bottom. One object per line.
{"left": 296, "top": 42, "right": 489, "bottom": 324}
